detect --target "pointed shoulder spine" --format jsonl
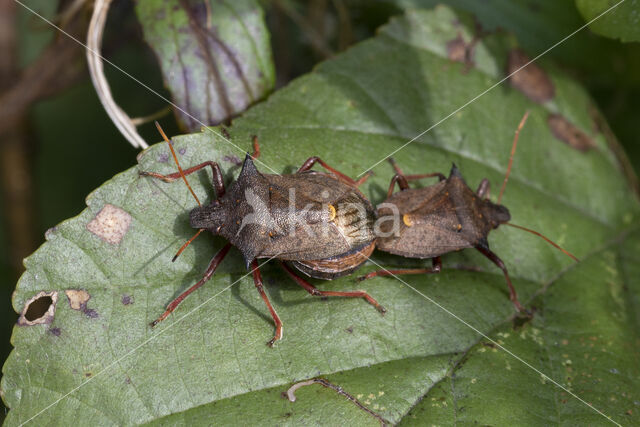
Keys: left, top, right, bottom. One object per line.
{"left": 239, "top": 153, "right": 259, "bottom": 179}
{"left": 449, "top": 163, "right": 462, "bottom": 178}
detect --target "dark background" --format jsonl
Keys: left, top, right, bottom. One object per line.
{"left": 1, "top": 0, "right": 639, "bottom": 409}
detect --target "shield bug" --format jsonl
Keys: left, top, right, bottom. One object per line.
{"left": 140, "top": 123, "right": 384, "bottom": 346}
{"left": 359, "top": 112, "right": 578, "bottom": 313}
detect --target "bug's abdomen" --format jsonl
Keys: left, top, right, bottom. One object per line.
{"left": 290, "top": 241, "right": 375, "bottom": 280}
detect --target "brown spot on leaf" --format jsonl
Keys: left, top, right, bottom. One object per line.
{"left": 446, "top": 33, "right": 475, "bottom": 72}
{"left": 447, "top": 35, "right": 467, "bottom": 62}
{"left": 49, "top": 327, "right": 62, "bottom": 336}
{"left": 18, "top": 291, "right": 58, "bottom": 326}
{"left": 83, "top": 308, "right": 99, "bottom": 319}
{"left": 507, "top": 48, "right": 555, "bottom": 103}
{"left": 65, "top": 289, "right": 98, "bottom": 318}
{"left": 548, "top": 114, "right": 596, "bottom": 152}
{"left": 65, "top": 289, "right": 90, "bottom": 310}
{"left": 121, "top": 294, "right": 133, "bottom": 305}
{"left": 87, "top": 204, "right": 132, "bottom": 245}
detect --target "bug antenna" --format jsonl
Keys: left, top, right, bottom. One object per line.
{"left": 172, "top": 228, "right": 205, "bottom": 262}
{"left": 498, "top": 111, "right": 530, "bottom": 205}
{"left": 155, "top": 121, "right": 201, "bottom": 207}
{"left": 505, "top": 222, "right": 579, "bottom": 262}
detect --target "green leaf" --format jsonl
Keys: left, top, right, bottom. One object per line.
{"left": 379, "top": 0, "right": 640, "bottom": 83}
{"left": 575, "top": 0, "right": 640, "bottom": 42}
{"left": 403, "top": 231, "right": 640, "bottom": 424}
{"left": 3, "top": 6, "right": 639, "bottom": 425}
{"left": 135, "top": 0, "right": 275, "bottom": 131}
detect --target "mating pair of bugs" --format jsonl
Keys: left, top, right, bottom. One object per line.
{"left": 140, "top": 112, "right": 577, "bottom": 346}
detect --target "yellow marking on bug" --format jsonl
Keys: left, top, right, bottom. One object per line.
{"left": 328, "top": 204, "right": 336, "bottom": 221}
{"left": 403, "top": 214, "right": 414, "bottom": 227}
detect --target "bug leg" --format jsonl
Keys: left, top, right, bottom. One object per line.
{"left": 151, "top": 243, "right": 232, "bottom": 327}
{"left": 476, "top": 178, "right": 490, "bottom": 199}
{"left": 357, "top": 257, "right": 442, "bottom": 281}
{"left": 140, "top": 161, "right": 226, "bottom": 197}
{"left": 250, "top": 135, "right": 260, "bottom": 159}
{"left": 475, "top": 245, "right": 529, "bottom": 315}
{"left": 296, "top": 157, "right": 371, "bottom": 188}
{"left": 280, "top": 262, "right": 386, "bottom": 314}
{"left": 387, "top": 174, "right": 410, "bottom": 196}
{"left": 388, "top": 160, "right": 444, "bottom": 191}
{"left": 387, "top": 159, "right": 445, "bottom": 196}
{"left": 405, "top": 172, "right": 446, "bottom": 182}
{"left": 250, "top": 260, "right": 283, "bottom": 346}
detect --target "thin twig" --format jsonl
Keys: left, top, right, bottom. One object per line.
{"left": 284, "top": 378, "right": 388, "bottom": 426}
{"left": 86, "top": 0, "right": 148, "bottom": 148}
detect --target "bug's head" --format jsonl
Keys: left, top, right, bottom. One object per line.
{"left": 190, "top": 199, "right": 226, "bottom": 233}
{"left": 484, "top": 202, "right": 511, "bottom": 229}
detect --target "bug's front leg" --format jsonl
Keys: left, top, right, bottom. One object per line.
{"left": 475, "top": 245, "right": 530, "bottom": 315}
{"left": 386, "top": 158, "right": 445, "bottom": 196}
{"left": 140, "top": 161, "right": 226, "bottom": 197}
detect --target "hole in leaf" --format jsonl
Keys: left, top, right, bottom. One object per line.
{"left": 18, "top": 291, "right": 58, "bottom": 326}
{"left": 25, "top": 296, "right": 53, "bottom": 321}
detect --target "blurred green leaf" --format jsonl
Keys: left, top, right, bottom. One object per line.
{"left": 136, "top": 0, "right": 275, "bottom": 131}
{"left": 379, "top": 0, "right": 640, "bottom": 82}
{"left": 2, "top": 6, "right": 639, "bottom": 425}
{"left": 575, "top": 0, "right": 640, "bottom": 42}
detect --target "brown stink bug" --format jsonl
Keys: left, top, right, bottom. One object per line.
{"left": 140, "top": 123, "right": 384, "bottom": 346}
{"left": 359, "top": 112, "right": 578, "bottom": 313}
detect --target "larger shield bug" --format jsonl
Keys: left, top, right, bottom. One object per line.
{"left": 140, "top": 123, "right": 384, "bottom": 346}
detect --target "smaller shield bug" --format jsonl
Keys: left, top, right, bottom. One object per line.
{"left": 140, "top": 123, "right": 384, "bottom": 346}
{"left": 359, "top": 112, "right": 578, "bottom": 313}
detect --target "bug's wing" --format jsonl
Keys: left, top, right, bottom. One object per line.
{"left": 377, "top": 222, "right": 474, "bottom": 259}
{"left": 376, "top": 183, "right": 475, "bottom": 258}
{"left": 254, "top": 173, "right": 375, "bottom": 261}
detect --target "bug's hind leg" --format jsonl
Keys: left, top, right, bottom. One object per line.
{"left": 280, "top": 262, "right": 386, "bottom": 314}
{"left": 357, "top": 257, "right": 442, "bottom": 281}
{"left": 251, "top": 260, "right": 283, "bottom": 347}
{"left": 475, "top": 245, "right": 529, "bottom": 315}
